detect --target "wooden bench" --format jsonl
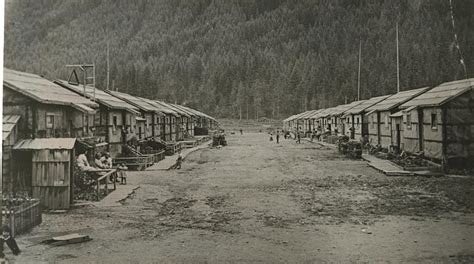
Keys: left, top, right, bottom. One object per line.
{"left": 94, "top": 169, "right": 117, "bottom": 201}
{"left": 180, "top": 140, "right": 197, "bottom": 148}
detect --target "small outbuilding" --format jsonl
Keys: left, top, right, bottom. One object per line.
{"left": 12, "top": 138, "right": 76, "bottom": 210}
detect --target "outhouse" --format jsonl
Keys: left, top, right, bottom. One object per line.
{"left": 12, "top": 138, "right": 76, "bottom": 210}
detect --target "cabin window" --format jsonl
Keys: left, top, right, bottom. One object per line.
{"left": 384, "top": 114, "right": 389, "bottom": 128}
{"left": 406, "top": 113, "right": 412, "bottom": 129}
{"left": 371, "top": 115, "right": 375, "bottom": 129}
{"left": 46, "top": 114, "right": 54, "bottom": 129}
{"left": 431, "top": 113, "right": 438, "bottom": 130}
{"left": 356, "top": 117, "right": 360, "bottom": 127}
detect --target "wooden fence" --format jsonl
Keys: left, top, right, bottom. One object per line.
{"left": 2, "top": 198, "right": 42, "bottom": 237}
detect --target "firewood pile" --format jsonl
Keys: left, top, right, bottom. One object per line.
{"left": 338, "top": 136, "right": 362, "bottom": 159}
{"left": 212, "top": 133, "right": 227, "bottom": 147}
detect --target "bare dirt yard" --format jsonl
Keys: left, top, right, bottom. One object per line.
{"left": 10, "top": 133, "right": 474, "bottom": 263}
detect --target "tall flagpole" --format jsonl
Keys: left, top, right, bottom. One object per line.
{"left": 396, "top": 22, "right": 400, "bottom": 93}
{"left": 358, "top": 38, "right": 361, "bottom": 101}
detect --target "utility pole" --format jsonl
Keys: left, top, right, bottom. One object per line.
{"left": 396, "top": 22, "right": 400, "bottom": 93}
{"left": 107, "top": 41, "right": 110, "bottom": 90}
{"left": 357, "top": 38, "right": 362, "bottom": 101}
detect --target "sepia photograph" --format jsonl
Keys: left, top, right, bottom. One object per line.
{"left": 1, "top": 0, "right": 473, "bottom": 263}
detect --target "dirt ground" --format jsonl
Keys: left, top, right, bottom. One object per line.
{"left": 9, "top": 133, "right": 474, "bottom": 263}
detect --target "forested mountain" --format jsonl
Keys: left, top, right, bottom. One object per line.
{"left": 4, "top": 0, "right": 473, "bottom": 118}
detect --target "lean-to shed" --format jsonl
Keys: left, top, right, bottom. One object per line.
{"left": 55, "top": 80, "right": 140, "bottom": 157}
{"left": 343, "top": 95, "right": 391, "bottom": 141}
{"left": 12, "top": 138, "right": 76, "bottom": 210}
{"left": 399, "top": 78, "right": 474, "bottom": 168}
{"left": 3, "top": 115, "right": 21, "bottom": 193}
{"left": 365, "top": 87, "right": 431, "bottom": 148}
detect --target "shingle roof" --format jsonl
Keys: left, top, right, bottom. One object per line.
{"left": 300, "top": 110, "right": 320, "bottom": 119}
{"left": 153, "top": 101, "right": 181, "bottom": 117}
{"left": 179, "top": 105, "right": 209, "bottom": 119}
{"left": 106, "top": 90, "right": 162, "bottom": 113}
{"left": 141, "top": 99, "right": 178, "bottom": 116}
{"left": 401, "top": 78, "right": 474, "bottom": 108}
{"left": 55, "top": 80, "right": 140, "bottom": 114}
{"left": 331, "top": 100, "right": 365, "bottom": 116}
{"left": 307, "top": 109, "right": 326, "bottom": 119}
{"left": 289, "top": 111, "right": 312, "bottom": 121}
{"left": 171, "top": 104, "right": 196, "bottom": 117}
{"left": 345, "top": 95, "right": 391, "bottom": 115}
{"left": 13, "top": 138, "right": 76, "bottom": 150}
{"left": 366, "top": 87, "right": 431, "bottom": 111}
{"left": 3, "top": 68, "right": 98, "bottom": 113}
{"left": 160, "top": 102, "right": 190, "bottom": 117}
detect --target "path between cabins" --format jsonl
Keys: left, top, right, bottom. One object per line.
{"left": 10, "top": 133, "right": 474, "bottom": 263}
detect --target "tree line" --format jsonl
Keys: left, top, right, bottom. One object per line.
{"left": 4, "top": 0, "right": 473, "bottom": 119}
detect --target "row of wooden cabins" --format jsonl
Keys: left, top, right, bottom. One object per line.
{"left": 2, "top": 68, "right": 218, "bottom": 210}
{"left": 283, "top": 78, "right": 474, "bottom": 169}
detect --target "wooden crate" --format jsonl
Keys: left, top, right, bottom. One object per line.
{"left": 2, "top": 198, "right": 42, "bottom": 237}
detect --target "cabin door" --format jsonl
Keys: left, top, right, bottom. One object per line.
{"left": 12, "top": 150, "right": 32, "bottom": 194}
{"left": 418, "top": 109, "right": 424, "bottom": 151}
{"left": 396, "top": 124, "right": 401, "bottom": 150}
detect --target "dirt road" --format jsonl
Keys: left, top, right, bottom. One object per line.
{"left": 12, "top": 133, "right": 474, "bottom": 263}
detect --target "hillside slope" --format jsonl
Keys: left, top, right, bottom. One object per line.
{"left": 4, "top": 0, "right": 473, "bottom": 118}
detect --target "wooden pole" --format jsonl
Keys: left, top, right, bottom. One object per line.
{"left": 396, "top": 22, "right": 400, "bottom": 93}
{"left": 358, "top": 39, "right": 361, "bottom": 101}
{"left": 93, "top": 63, "right": 96, "bottom": 102}
{"left": 107, "top": 41, "right": 110, "bottom": 90}
{"left": 83, "top": 64, "right": 86, "bottom": 97}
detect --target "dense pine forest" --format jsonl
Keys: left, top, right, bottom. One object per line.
{"left": 4, "top": 0, "right": 473, "bottom": 118}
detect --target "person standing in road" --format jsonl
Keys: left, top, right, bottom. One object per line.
{"left": 176, "top": 151, "right": 183, "bottom": 169}
{"left": 276, "top": 130, "right": 280, "bottom": 144}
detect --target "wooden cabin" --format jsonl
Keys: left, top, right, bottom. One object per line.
{"left": 158, "top": 101, "right": 190, "bottom": 141}
{"left": 106, "top": 90, "right": 164, "bottom": 141}
{"left": 180, "top": 105, "right": 207, "bottom": 133}
{"left": 365, "top": 87, "right": 430, "bottom": 149}
{"left": 3, "top": 115, "right": 21, "bottom": 193}
{"left": 399, "top": 78, "right": 474, "bottom": 168}
{"left": 3, "top": 68, "right": 99, "bottom": 140}
{"left": 342, "top": 95, "right": 391, "bottom": 142}
{"left": 330, "top": 101, "right": 364, "bottom": 136}
{"left": 54, "top": 80, "right": 140, "bottom": 157}
{"left": 171, "top": 104, "right": 196, "bottom": 137}
{"left": 167, "top": 103, "right": 192, "bottom": 140}
{"left": 152, "top": 100, "right": 180, "bottom": 141}
{"left": 12, "top": 138, "right": 76, "bottom": 210}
